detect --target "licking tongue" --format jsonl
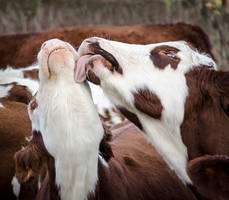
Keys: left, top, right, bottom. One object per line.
{"left": 75, "top": 55, "right": 92, "bottom": 83}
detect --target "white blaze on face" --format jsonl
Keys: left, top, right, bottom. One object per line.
{"left": 77, "top": 37, "right": 217, "bottom": 184}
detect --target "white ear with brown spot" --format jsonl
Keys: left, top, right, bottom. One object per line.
{"left": 41, "top": 50, "right": 50, "bottom": 79}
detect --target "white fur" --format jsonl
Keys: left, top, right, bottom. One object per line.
{"left": 30, "top": 40, "right": 104, "bottom": 200}
{"left": 89, "top": 82, "right": 124, "bottom": 126}
{"left": 0, "top": 103, "right": 4, "bottom": 108}
{"left": 0, "top": 65, "right": 39, "bottom": 95}
{"left": 11, "top": 175, "right": 20, "bottom": 198}
{"left": 25, "top": 135, "right": 32, "bottom": 142}
{"left": 0, "top": 85, "right": 13, "bottom": 98}
{"left": 78, "top": 38, "right": 218, "bottom": 184}
{"left": 38, "top": 175, "right": 42, "bottom": 190}
{"left": 99, "top": 154, "right": 109, "bottom": 168}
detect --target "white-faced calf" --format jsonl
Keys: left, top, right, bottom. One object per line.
{"left": 76, "top": 37, "right": 229, "bottom": 199}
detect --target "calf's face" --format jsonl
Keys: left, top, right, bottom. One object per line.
{"left": 77, "top": 37, "right": 217, "bottom": 116}
{"left": 29, "top": 38, "right": 79, "bottom": 131}
{"left": 37, "top": 38, "right": 79, "bottom": 82}
{"left": 76, "top": 37, "right": 218, "bottom": 185}
{"left": 77, "top": 37, "right": 216, "bottom": 84}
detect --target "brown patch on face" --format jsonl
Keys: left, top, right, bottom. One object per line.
{"left": 102, "top": 57, "right": 114, "bottom": 72}
{"left": 23, "top": 69, "right": 39, "bottom": 80}
{"left": 150, "top": 45, "right": 180, "bottom": 70}
{"left": 87, "top": 69, "right": 101, "bottom": 85}
{"left": 133, "top": 88, "right": 163, "bottom": 119}
{"left": 90, "top": 42, "right": 123, "bottom": 74}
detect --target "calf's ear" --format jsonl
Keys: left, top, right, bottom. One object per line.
{"left": 187, "top": 155, "right": 229, "bottom": 200}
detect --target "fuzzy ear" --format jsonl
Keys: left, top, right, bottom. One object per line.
{"left": 187, "top": 155, "right": 229, "bottom": 200}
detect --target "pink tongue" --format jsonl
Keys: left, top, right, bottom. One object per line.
{"left": 75, "top": 55, "right": 92, "bottom": 83}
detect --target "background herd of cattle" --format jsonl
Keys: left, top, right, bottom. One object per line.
{"left": 0, "top": 22, "right": 228, "bottom": 200}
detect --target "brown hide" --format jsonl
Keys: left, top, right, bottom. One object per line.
{"left": 18, "top": 121, "right": 197, "bottom": 200}
{"left": 180, "top": 67, "right": 229, "bottom": 199}
{"left": 182, "top": 67, "right": 229, "bottom": 159}
{"left": 0, "top": 99, "right": 31, "bottom": 199}
{"left": 91, "top": 121, "right": 196, "bottom": 200}
{"left": 187, "top": 155, "right": 229, "bottom": 200}
{"left": 0, "top": 81, "right": 38, "bottom": 199}
{"left": 0, "top": 32, "right": 38, "bottom": 69}
{"left": 1, "top": 83, "right": 32, "bottom": 104}
{"left": 0, "top": 22, "right": 214, "bottom": 69}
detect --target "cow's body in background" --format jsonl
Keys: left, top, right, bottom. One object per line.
{"left": 0, "top": 23, "right": 214, "bottom": 69}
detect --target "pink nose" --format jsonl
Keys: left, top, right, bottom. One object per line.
{"left": 41, "top": 39, "right": 66, "bottom": 50}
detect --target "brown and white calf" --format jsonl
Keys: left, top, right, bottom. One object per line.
{"left": 0, "top": 85, "right": 34, "bottom": 199}
{"left": 26, "top": 38, "right": 199, "bottom": 200}
{"left": 76, "top": 37, "right": 229, "bottom": 195}
{"left": 0, "top": 66, "right": 43, "bottom": 199}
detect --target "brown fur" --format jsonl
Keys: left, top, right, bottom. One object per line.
{"left": 118, "top": 106, "right": 143, "bottom": 130}
{"left": 0, "top": 99, "right": 32, "bottom": 199}
{"left": 29, "top": 121, "right": 196, "bottom": 200}
{"left": 133, "top": 88, "right": 163, "bottom": 119}
{"left": 0, "top": 82, "right": 38, "bottom": 199}
{"left": 15, "top": 130, "right": 60, "bottom": 200}
{"left": 181, "top": 67, "right": 229, "bottom": 159}
{"left": 1, "top": 83, "right": 32, "bottom": 104}
{"left": 150, "top": 45, "right": 180, "bottom": 70}
{"left": 187, "top": 155, "right": 229, "bottom": 200}
{"left": 0, "top": 22, "right": 214, "bottom": 69}
{"left": 90, "top": 42, "right": 123, "bottom": 74}
{"left": 87, "top": 69, "right": 101, "bottom": 85}
{"left": 179, "top": 67, "right": 229, "bottom": 199}
{"left": 89, "top": 121, "right": 196, "bottom": 200}
{"left": 23, "top": 69, "right": 39, "bottom": 80}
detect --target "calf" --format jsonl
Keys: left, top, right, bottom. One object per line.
{"left": 26, "top": 38, "right": 198, "bottom": 200}
{"left": 0, "top": 97, "right": 32, "bottom": 199}
{"left": 0, "top": 69, "right": 40, "bottom": 199}
{"left": 76, "top": 37, "right": 229, "bottom": 199}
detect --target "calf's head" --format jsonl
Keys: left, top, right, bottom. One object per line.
{"left": 76, "top": 37, "right": 217, "bottom": 124}
{"left": 37, "top": 38, "right": 79, "bottom": 81}
{"left": 77, "top": 37, "right": 216, "bottom": 85}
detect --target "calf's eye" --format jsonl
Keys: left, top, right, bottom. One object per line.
{"left": 167, "top": 53, "right": 177, "bottom": 59}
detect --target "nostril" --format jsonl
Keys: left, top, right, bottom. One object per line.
{"left": 41, "top": 42, "right": 46, "bottom": 49}
{"left": 85, "top": 40, "right": 92, "bottom": 44}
